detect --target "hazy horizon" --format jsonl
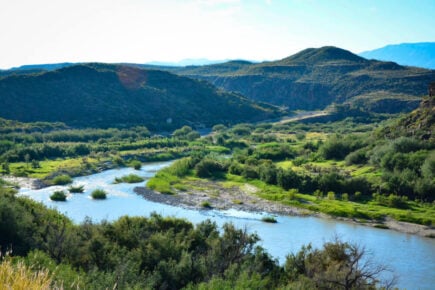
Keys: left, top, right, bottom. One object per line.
{"left": 1, "top": 0, "right": 435, "bottom": 69}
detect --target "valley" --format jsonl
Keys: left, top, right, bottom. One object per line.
{"left": 0, "top": 46, "right": 434, "bottom": 289}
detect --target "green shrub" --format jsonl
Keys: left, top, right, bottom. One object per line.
{"left": 91, "top": 189, "right": 107, "bottom": 199}
{"left": 201, "top": 201, "right": 212, "bottom": 208}
{"left": 341, "top": 193, "right": 349, "bottom": 201}
{"left": 50, "top": 190, "right": 67, "bottom": 201}
{"left": 147, "top": 174, "right": 174, "bottom": 195}
{"left": 114, "top": 174, "right": 144, "bottom": 184}
{"left": 52, "top": 174, "right": 72, "bottom": 185}
{"left": 327, "top": 191, "right": 336, "bottom": 200}
{"left": 68, "top": 185, "right": 84, "bottom": 193}
{"left": 261, "top": 216, "right": 277, "bottom": 223}
{"left": 167, "top": 158, "right": 192, "bottom": 177}
{"left": 130, "top": 160, "right": 142, "bottom": 170}
{"left": 195, "top": 158, "right": 225, "bottom": 178}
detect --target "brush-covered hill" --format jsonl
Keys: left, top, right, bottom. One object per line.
{"left": 172, "top": 46, "right": 435, "bottom": 113}
{"left": 0, "top": 64, "right": 281, "bottom": 130}
{"left": 380, "top": 87, "right": 435, "bottom": 142}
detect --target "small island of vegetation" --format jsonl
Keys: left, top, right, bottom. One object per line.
{"left": 113, "top": 174, "right": 144, "bottom": 184}
{"left": 67, "top": 185, "right": 84, "bottom": 193}
{"left": 49, "top": 190, "right": 67, "bottom": 201}
{"left": 91, "top": 189, "right": 107, "bottom": 199}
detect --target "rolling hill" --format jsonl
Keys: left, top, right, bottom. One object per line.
{"left": 380, "top": 88, "right": 435, "bottom": 142}
{"left": 0, "top": 64, "right": 281, "bottom": 130}
{"left": 359, "top": 42, "right": 435, "bottom": 69}
{"left": 171, "top": 46, "right": 435, "bottom": 113}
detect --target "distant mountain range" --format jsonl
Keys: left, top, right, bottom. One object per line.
{"left": 169, "top": 46, "right": 434, "bottom": 113}
{"left": 146, "top": 58, "right": 230, "bottom": 67}
{"left": 359, "top": 42, "right": 435, "bottom": 69}
{"left": 0, "top": 64, "right": 280, "bottom": 130}
{"left": 1, "top": 46, "right": 434, "bottom": 129}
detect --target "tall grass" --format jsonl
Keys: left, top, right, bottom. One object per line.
{"left": 146, "top": 158, "right": 192, "bottom": 194}
{"left": 0, "top": 259, "right": 52, "bottom": 290}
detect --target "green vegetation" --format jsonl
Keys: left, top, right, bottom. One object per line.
{"left": 49, "top": 190, "right": 67, "bottom": 201}
{"left": 91, "top": 189, "right": 107, "bottom": 199}
{"left": 174, "top": 46, "right": 434, "bottom": 113}
{"left": 0, "top": 64, "right": 280, "bottom": 130}
{"left": 201, "top": 201, "right": 212, "bottom": 208}
{"left": 129, "top": 159, "right": 142, "bottom": 170}
{"left": 261, "top": 216, "right": 277, "bottom": 223}
{"left": 52, "top": 174, "right": 72, "bottom": 185}
{"left": 67, "top": 185, "right": 84, "bottom": 193}
{"left": 145, "top": 96, "right": 435, "bottom": 226}
{"left": 0, "top": 183, "right": 395, "bottom": 289}
{"left": 114, "top": 174, "right": 144, "bottom": 184}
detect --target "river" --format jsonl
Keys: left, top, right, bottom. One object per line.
{"left": 18, "top": 161, "right": 435, "bottom": 289}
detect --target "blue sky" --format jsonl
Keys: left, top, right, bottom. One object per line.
{"left": 1, "top": 0, "right": 434, "bottom": 69}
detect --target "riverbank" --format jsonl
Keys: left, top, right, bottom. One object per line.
{"left": 1, "top": 176, "right": 47, "bottom": 189}
{"left": 6, "top": 173, "right": 434, "bottom": 238}
{"left": 134, "top": 180, "right": 435, "bottom": 238}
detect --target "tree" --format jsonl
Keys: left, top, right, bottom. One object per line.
{"left": 277, "top": 168, "right": 300, "bottom": 190}
{"left": 285, "top": 237, "right": 396, "bottom": 290}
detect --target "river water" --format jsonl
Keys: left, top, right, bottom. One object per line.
{"left": 18, "top": 161, "right": 435, "bottom": 289}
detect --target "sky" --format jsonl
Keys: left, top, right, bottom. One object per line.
{"left": 1, "top": 0, "right": 434, "bottom": 69}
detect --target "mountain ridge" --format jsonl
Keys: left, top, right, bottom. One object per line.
{"left": 0, "top": 64, "right": 281, "bottom": 130}
{"left": 359, "top": 42, "right": 435, "bottom": 69}
{"left": 171, "top": 46, "right": 435, "bottom": 112}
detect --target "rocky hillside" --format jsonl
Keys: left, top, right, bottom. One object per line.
{"left": 171, "top": 46, "right": 434, "bottom": 112}
{"left": 0, "top": 64, "right": 281, "bottom": 130}
{"left": 380, "top": 86, "right": 435, "bottom": 142}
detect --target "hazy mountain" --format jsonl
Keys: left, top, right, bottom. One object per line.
{"left": 359, "top": 42, "right": 435, "bottom": 69}
{"left": 0, "top": 63, "right": 76, "bottom": 78}
{"left": 0, "top": 64, "right": 281, "bottom": 130}
{"left": 171, "top": 46, "right": 435, "bottom": 113}
{"left": 146, "top": 58, "right": 230, "bottom": 67}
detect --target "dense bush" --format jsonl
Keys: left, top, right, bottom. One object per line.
{"left": 52, "top": 174, "right": 72, "bottom": 185}
{"left": 50, "top": 191, "right": 67, "bottom": 201}
{"left": 319, "top": 134, "right": 367, "bottom": 160}
{"left": 195, "top": 158, "right": 226, "bottom": 178}
{"left": 91, "top": 189, "right": 107, "bottom": 199}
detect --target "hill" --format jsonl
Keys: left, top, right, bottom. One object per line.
{"left": 171, "top": 46, "right": 435, "bottom": 112}
{"left": 0, "top": 64, "right": 281, "bottom": 130}
{"left": 359, "top": 42, "right": 435, "bottom": 69}
{"left": 380, "top": 83, "right": 435, "bottom": 142}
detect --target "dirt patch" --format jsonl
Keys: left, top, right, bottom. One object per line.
{"left": 136, "top": 180, "right": 308, "bottom": 216}
{"left": 2, "top": 176, "right": 47, "bottom": 189}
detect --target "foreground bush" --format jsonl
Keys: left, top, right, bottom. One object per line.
{"left": 0, "top": 259, "right": 52, "bottom": 289}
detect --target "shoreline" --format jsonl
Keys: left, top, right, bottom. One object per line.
{"left": 3, "top": 174, "right": 433, "bottom": 238}
{"left": 134, "top": 184, "right": 435, "bottom": 238}
{"left": 1, "top": 175, "right": 47, "bottom": 190}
